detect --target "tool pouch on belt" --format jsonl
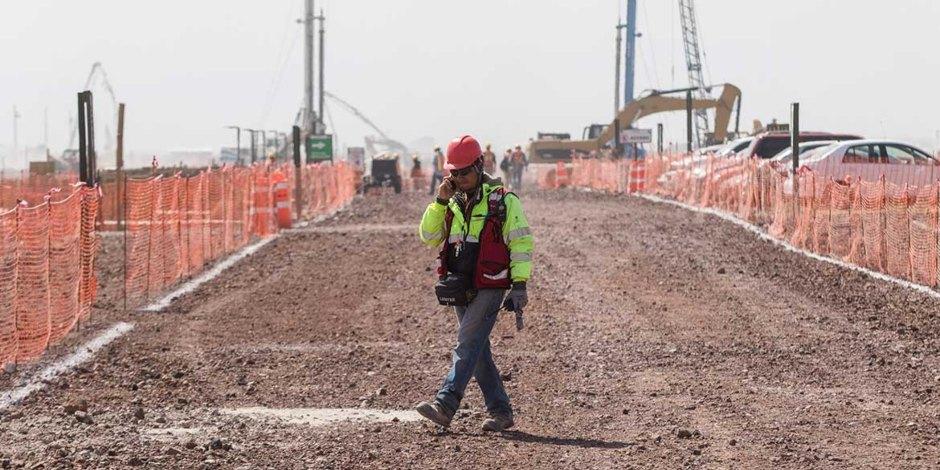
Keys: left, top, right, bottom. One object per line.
{"left": 435, "top": 272, "right": 474, "bottom": 306}
{"left": 435, "top": 209, "right": 475, "bottom": 306}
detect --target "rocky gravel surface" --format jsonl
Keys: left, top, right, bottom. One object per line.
{"left": 1, "top": 189, "right": 938, "bottom": 468}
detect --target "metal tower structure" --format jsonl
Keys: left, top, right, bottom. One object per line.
{"left": 678, "top": 0, "right": 710, "bottom": 147}
{"left": 623, "top": 0, "right": 638, "bottom": 106}
{"left": 302, "top": 0, "right": 318, "bottom": 134}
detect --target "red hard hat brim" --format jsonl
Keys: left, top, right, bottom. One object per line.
{"left": 443, "top": 161, "right": 471, "bottom": 171}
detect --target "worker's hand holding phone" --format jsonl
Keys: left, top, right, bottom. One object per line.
{"left": 438, "top": 176, "right": 456, "bottom": 200}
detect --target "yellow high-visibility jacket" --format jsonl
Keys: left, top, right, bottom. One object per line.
{"left": 419, "top": 178, "right": 533, "bottom": 283}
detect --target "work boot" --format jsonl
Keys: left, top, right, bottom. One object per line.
{"left": 416, "top": 401, "right": 453, "bottom": 428}
{"left": 481, "top": 412, "right": 514, "bottom": 432}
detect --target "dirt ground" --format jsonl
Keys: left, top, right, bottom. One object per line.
{"left": 1, "top": 188, "right": 939, "bottom": 469}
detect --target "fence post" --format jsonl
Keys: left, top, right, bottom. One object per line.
{"left": 77, "top": 91, "right": 97, "bottom": 187}
{"left": 657, "top": 123, "right": 664, "bottom": 155}
{"left": 116, "top": 103, "right": 125, "bottom": 230}
{"left": 686, "top": 90, "right": 693, "bottom": 153}
{"left": 122, "top": 174, "right": 128, "bottom": 312}
{"left": 613, "top": 118, "right": 622, "bottom": 157}
{"left": 293, "top": 126, "right": 303, "bottom": 220}
{"left": 791, "top": 102, "right": 800, "bottom": 222}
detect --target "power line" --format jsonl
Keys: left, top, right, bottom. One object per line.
{"left": 259, "top": 29, "right": 302, "bottom": 128}
{"left": 258, "top": 4, "right": 304, "bottom": 128}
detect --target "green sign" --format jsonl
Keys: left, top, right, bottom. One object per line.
{"left": 306, "top": 134, "right": 333, "bottom": 162}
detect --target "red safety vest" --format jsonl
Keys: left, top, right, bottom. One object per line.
{"left": 437, "top": 187, "right": 513, "bottom": 290}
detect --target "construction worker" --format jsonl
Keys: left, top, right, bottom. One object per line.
{"left": 411, "top": 154, "right": 424, "bottom": 193}
{"left": 500, "top": 149, "right": 512, "bottom": 188}
{"left": 510, "top": 145, "right": 528, "bottom": 190}
{"left": 482, "top": 144, "right": 497, "bottom": 174}
{"left": 429, "top": 146, "right": 445, "bottom": 195}
{"left": 416, "top": 134, "right": 534, "bottom": 433}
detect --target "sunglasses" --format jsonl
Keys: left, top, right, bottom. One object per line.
{"left": 450, "top": 167, "right": 475, "bottom": 177}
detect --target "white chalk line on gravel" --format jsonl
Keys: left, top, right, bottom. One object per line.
{"left": 629, "top": 191, "right": 940, "bottom": 301}
{"left": 219, "top": 407, "right": 421, "bottom": 426}
{"left": 0, "top": 322, "right": 135, "bottom": 411}
{"left": 282, "top": 223, "right": 415, "bottom": 234}
{"left": 139, "top": 236, "right": 277, "bottom": 312}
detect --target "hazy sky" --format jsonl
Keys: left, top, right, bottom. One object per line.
{"left": 1, "top": 0, "right": 939, "bottom": 168}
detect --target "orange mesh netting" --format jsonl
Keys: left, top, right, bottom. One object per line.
{"left": 0, "top": 209, "right": 17, "bottom": 367}
{"left": 0, "top": 172, "right": 78, "bottom": 208}
{"left": 565, "top": 150, "right": 940, "bottom": 292}
{"left": 909, "top": 184, "right": 938, "bottom": 286}
{"left": 0, "top": 185, "right": 100, "bottom": 369}
{"left": 123, "top": 162, "right": 356, "bottom": 307}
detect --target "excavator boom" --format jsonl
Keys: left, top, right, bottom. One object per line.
{"left": 529, "top": 83, "right": 741, "bottom": 163}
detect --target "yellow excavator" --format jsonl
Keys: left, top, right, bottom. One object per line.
{"left": 528, "top": 83, "right": 742, "bottom": 163}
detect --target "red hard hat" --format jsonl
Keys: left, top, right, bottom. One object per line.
{"left": 445, "top": 135, "right": 482, "bottom": 170}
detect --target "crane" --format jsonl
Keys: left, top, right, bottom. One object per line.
{"left": 678, "top": 0, "right": 711, "bottom": 147}
{"left": 322, "top": 91, "right": 409, "bottom": 156}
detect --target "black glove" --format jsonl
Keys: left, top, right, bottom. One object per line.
{"left": 502, "top": 282, "right": 528, "bottom": 313}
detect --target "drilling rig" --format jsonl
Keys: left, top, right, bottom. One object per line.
{"left": 678, "top": 0, "right": 711, "bottom": 147}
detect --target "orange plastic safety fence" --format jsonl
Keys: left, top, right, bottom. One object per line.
{"left": 909, "top": 184, "right": 938, "bottom": 286}
{"left": 564, "top": 150, "right": 940, "bottom": 291}
{"left": 48, "top": 191, "right": 82, "bottom": 344}
{"left": 0, "top": 172, "right": 79, "bottom": 209}
{"left": 0, "top": 185, "right": 100, "bottom": 369}
{"left": 0, "top": 209, "right": 15, "bottom": 367}
{"left": 122, "top": 162, "right": 357, "bottom": 308}
{"left": 883, "top": 182, "right": 911, "bottom": 279}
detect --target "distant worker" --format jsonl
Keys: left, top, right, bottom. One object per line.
{"left": 411, "top": 154, "right": 424, "bottom": 193}
{"left": 500, "top": 149, "right": 512, "bottom": 187}
{"left": 482, "top": 144, "right": 497, "bottom": 174}
{"left": 429, "top": 146, "right": 445, "bottom": 195}
{"left": 510, "top": 145, "right": 528, "bottom": 191}
{"left": 416, "top": 134, "right": 534, "bottom": 433}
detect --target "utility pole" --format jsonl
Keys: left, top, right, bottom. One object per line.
{"left": 261, "top": 130, "right": 268, "bottom": 160}
{"left": 614, "top": 21, "right": 624, "bottom": 115}
{"left": 623, "top": 0, "right": 638, "bottom": 105}
{"left": 43, "top": 107, "right": 48, "bottom": 155}
{"left": 246, "top": 128, "right": 257, "bottom": 164}
{"left": 317, "top": 9, "right": 325, "bottom": 134}
{"left": 12, "top": 106, "right": 20, "bottom": 170}
{"left": 225, "top": 126, "right": 241, "bottom": 164}
{"left": 302, "top": 0, "right": 317, "bottom": 134}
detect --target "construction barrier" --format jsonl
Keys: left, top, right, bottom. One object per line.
{"left": 0, "top": 185, "right": 100, "bottom": 369}
{"left": 125, "top": 162, "right": 357, "bottom": 307}
{"left": 0, "top": 172, "right": 79, "bottom": 208}
{"left": 568, "top": 152, "right": 940, "bottom": 289}
{"left": 0, "top": 160, "right": 354, "bottom": 368}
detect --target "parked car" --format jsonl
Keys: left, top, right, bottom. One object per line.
{"left": 766, "top": 140, "right": 840, "bottom": 171}
{"left": 794, "top": 139, "right": 939, "bottom": 188}
{"left": 741, "top": 132, "right": 863, "bottom": 159}
{"left": 716, "top": 136, "right": 754, "bottom": 158}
